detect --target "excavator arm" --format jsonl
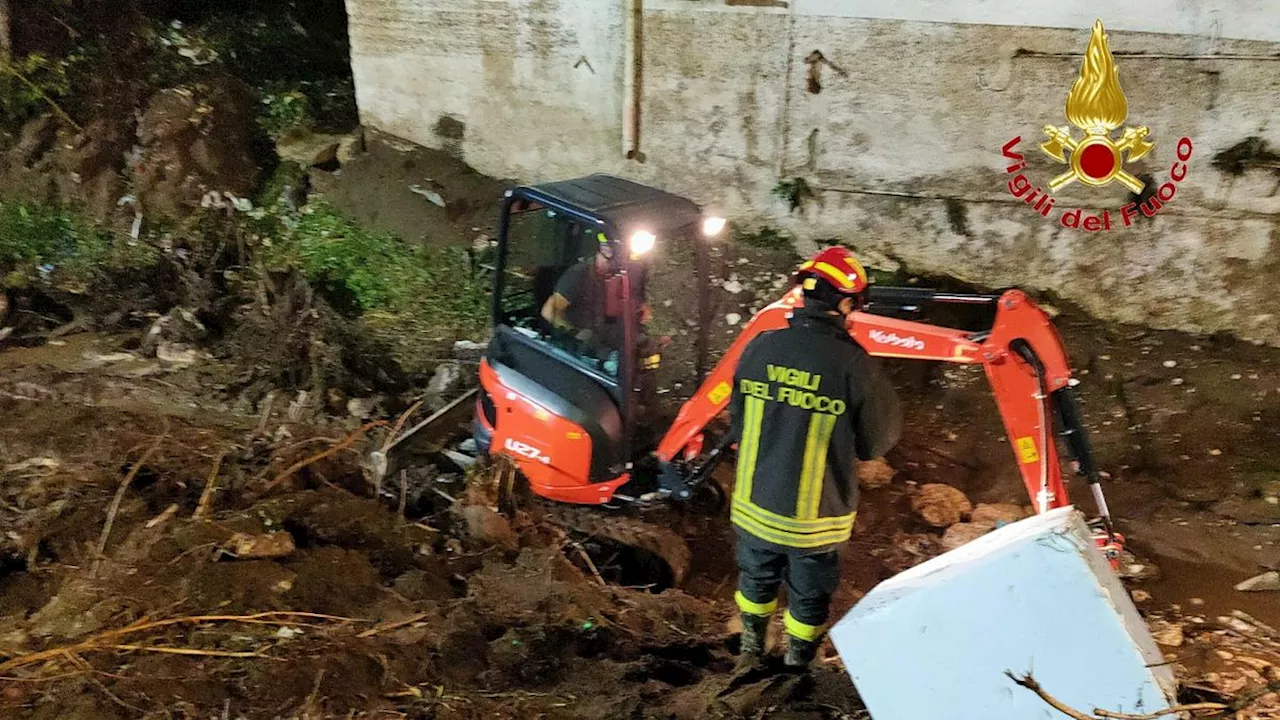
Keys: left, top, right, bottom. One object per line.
{"left": 655, "top": 284, "right": 1121, "bottom": 557}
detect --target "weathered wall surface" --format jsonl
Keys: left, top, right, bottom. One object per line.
{"left": 346, "top": 0, "right": 1280, "bottom": 344}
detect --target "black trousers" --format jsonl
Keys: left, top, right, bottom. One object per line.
{"left": 736, "top": 535, "right": 841, "bottom": 629}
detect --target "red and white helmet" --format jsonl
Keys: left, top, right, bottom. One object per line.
{"left": 796, "top": 246, "right": 869, "bottom": 297}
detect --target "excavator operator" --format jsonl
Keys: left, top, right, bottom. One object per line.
{"left": 728, "top": 246, "right": 902, "bottom": 669}
{"left": 540, "top": 231, "right": 654, "bottom": 357}
{"left": 540, "top": 231, "right": 663, "bottom": 419}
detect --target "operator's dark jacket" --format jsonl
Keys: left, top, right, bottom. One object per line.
{"left": 729, "top": 304, "right": 901, "bottom": 554}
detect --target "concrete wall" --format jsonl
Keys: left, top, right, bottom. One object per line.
{"left": 346, "top": 0, "right": 1280, "bottom": 344}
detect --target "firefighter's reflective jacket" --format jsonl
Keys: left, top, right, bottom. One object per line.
{"left": 729, "top": 305, "right": 901, "bottom": 553}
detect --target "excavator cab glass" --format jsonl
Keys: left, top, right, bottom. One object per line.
{"left": 496, "top": 205, "right": 630, "bottom": 378}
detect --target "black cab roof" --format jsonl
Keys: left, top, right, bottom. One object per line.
{"left": 514, "top": 174, "right": 705, "bottom": 237}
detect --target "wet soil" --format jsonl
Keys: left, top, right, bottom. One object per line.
{"left": 311, "top": 129, "right": 509, "bottom": 250}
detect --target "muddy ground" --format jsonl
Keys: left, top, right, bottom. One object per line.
{"left": 0, "top": 136, "right": 1277, "bottom": 718}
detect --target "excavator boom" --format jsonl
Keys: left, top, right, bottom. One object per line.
{"left": 657, "top": 284, "right": 1118, "bottom": 551}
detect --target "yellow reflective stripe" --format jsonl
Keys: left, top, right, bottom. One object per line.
{"left": 784, "top": 609, "right": 823, "bottom": 641}
{"left": 731, "top": 511, "right": 853, "bottom": 549}
{"left": 795, "top": 413, "right": 837, "bottom": 520}
{"left": 732, "top": 496, "right": 854, "bottom": 534}
{"left": 813, "top": 262, "right": 854, "bottom": 288}
{"left": 735, "top": 590, "right": 777, "bottom": 617}
{"left": 735, "top": 396, "right": 764, "bottom": 502}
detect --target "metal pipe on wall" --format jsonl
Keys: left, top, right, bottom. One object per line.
{"left": 622, "top": 0, "right": 645, "bottom": 161}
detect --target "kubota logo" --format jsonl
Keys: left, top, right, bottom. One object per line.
{"left": 868, "top": 330, "right": 925, "bottom": 351}
{"left": 1000, "top": 19, "right": 1193, "bottom": 232}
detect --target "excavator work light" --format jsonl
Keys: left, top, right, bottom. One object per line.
{"left": 630, "top": 230, "right": 657, "bottom": 256}
{"left": 702, "top": 216, "right": 726, "bottom": 237}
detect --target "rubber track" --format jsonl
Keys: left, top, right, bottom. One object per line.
{"left": 530, "top": 500, "right": 693, "bottom": 588}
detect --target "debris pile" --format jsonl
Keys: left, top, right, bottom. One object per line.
{"left": 0, "top": 392, "right": 864, "bottom": 718}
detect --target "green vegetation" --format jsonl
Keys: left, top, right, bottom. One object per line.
{"left": 261, "top": 200, "right": 490, "bottom": 353}
{"left": 0, "top": 201, "right": 160, "bottom": 291}
{"left": 734, "top": 225, "right": 794, "bottom": 251}
{"left": 772, "top": 177, "right": 815, "bottom": 213}
{"left": 257, "top": 88, "right": 316, "bottom": 139}
{"left": 144, "top": 4, "right": 358, "bottom": 136}
{"left": 0, "top": 53, "right": 77, "bottom": 130}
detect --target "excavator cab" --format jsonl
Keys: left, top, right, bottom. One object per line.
{"left": 472, "top": 174, "right": 726, "bottom": 505}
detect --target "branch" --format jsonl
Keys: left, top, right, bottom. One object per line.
{"left": 1091, "top": 705, "right": 1228, "bottom": 720}
{"left": 193, "top": 451, "right": 224, "bottom": 519}
{"left": 0, "top": 611, "right": 365, "bottom": 674}
{"left": 260, "top": 419, "right": 386, "bottom": 493}
{"left": 1005, "top": 671, "right": 1231, "bottom": 720}
{"left": 0, "top": 59, "right": 83, "bottom": 132}
{"left": 92, "top": 430, "right": 166, "bottom": 576}
{"left": 1004, "top": 671, "right": 1094, "bottom": 720}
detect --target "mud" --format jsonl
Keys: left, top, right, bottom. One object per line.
{"left": 313, "top": 129, "right": 508, "bottom": 250}
{"left": 0, "top": 372, "right": 871, "bottom": 718}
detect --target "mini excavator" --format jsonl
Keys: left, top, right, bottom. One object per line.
{"left": 374, "top": 175, "right": 1123, "bottom": 588}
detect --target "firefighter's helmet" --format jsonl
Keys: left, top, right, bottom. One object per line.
{"left": 796, "top": 247, "right": 869, "bottom": 299}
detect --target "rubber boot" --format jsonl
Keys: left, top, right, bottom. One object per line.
{"left": 739, "top": 613, "right": 770, "bottom": 657}
{"left": 783, "top": 634, "right": 821, "bottom": 669}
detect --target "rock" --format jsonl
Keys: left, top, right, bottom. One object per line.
{"left": 1130, "top": 589, "right": 1151, "bottom": 603}
{"left": 224, "top": 531, "right": 296, "bottom": 559}
{"left": 337, "top": 128, "right": 366, "bottom": 164}
{"left": 1116, "top": 551, "right": 1163, "bottom": 582}
{"left": 459, "top": 505, "right": 518, "bottom": 549}
{"left": 80, "top": 351, "right": 137, "bottom": 368}
{"left": 911, "top": 484, "right": 973, "bottom": 528}
{"left": 970, "top": 503, "right": 1030, "bottom": 528}
{"left": 0, "top": 291, "right": 8, "bottom": 326}
{"left": 346, "top": 397, "right": 378, "bottom": 419}
{"left": 857, "top": 458, "right": 896, "bottom": 490}
{"left": 940, "top": 521, "right": 996, "bottom": 551}
{"left": 141, "top": 307, "right": 207, "bottom": 356}
{"left": 156, "top": 341, "right": 202, "bottom": 365}
{"left": 275, "top": 131, "right": 344, "bottom": 169}
{"left": 409, "top": 184, "right": 446, "bottom": 207}
{"left": 725, "top": 313, "right": 742, "bottom": 326}
{"left": 1150, "top": 621, "right": 1184, "bottom": 647}
{"left": 452, "top": 340, "right": 487, "bottom": 361}
{"left": 426, "top": 362, "right": 465, "bottom": 409}
{"left": 1235, "top": 571, "right": 1280, "bottom": 592}
{"left": 722, "top": 276, "right": 744, "bottom": 294}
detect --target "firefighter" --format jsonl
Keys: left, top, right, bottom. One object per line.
{"left": 728, "top": 246, "right": 902, "bottom": 669}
